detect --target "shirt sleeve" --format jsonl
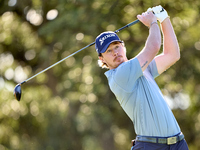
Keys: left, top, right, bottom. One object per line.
{"left": 146, "top": 59, "right": 159, "bottom": 79}
{"left": 112, "top": 58, "right": 143, "bottom": 93}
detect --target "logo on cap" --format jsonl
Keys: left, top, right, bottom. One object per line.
{"left": 99, "top": 34, "right": 116, "bottom": 45}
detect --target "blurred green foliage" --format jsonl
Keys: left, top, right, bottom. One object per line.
{"left": 0, "top": 0, "right": 200, "bottom": 149}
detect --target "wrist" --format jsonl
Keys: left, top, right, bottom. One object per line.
{"left": 160, "top": 16, "right": 170, "bottom": 24}
{"left": 149, "top": 21, "right": 158, "bottom": 28}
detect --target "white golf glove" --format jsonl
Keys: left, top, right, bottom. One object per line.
{"left": 147, "top": 5, "right": 169, "bottom": 23}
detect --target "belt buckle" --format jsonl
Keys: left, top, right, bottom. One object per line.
{"left": 167, "top": 137, "right": 177, "bottom": 145}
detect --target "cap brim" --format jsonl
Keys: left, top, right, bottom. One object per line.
{"left": 99, "top": 40, "right": 122, "bottom": 54}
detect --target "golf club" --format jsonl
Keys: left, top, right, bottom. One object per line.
{"left": 13, "top": 19, "right": 140, "bottom": 101}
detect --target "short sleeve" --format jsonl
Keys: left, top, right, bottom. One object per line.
{"left": 112, "top": 58, "right": 143, "bottom": 92}
{"left": 146, "top": 59, "right": 159, "bottom": 79}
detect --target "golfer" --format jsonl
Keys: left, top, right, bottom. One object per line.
{"left": 95, "top": 5, "right": 189, "bottom": 150}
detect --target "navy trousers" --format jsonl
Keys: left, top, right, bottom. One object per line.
{"left": 131, "top": 139, "right": 189, "bottom": 150}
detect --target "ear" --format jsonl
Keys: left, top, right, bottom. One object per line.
{"left": 99, "top": 56, "right": 105, "bottom": 63}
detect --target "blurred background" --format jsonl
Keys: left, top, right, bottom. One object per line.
{"left": 0, "top": 0, "right": 200, "bottom": 149}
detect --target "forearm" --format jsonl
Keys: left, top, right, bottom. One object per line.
{"left": 161, "top": 18, "right": 180, "bottom": 60}
{"left": 136, "top": 23, "right": 161, "bottom": 71}
{"left": 145, "top": 22, "right": 161, "bottom": 51}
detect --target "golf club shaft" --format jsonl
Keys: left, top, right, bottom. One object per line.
{"left": 20, "top": 42, "right": 95, "bottom": 85}
{"left": 115, "top": 19, "right": 139, "bottom": 33}
{"left": 20, "top": 19, "right": 140, "bottom": 85}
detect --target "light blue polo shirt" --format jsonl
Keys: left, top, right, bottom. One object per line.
{"left": 105, "top": 58, "right": 181, "bottom": 137}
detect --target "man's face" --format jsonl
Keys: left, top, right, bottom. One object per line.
{"left": 99, "top": 42, "right": 128, "bottom": 69}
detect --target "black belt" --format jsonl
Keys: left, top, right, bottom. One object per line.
{"left": 135, "top": 133, "right": 184, "bottom": 145}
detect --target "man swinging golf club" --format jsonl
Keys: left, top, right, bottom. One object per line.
{"left": 95, "top": 5, "right": 189, "bottom": 150}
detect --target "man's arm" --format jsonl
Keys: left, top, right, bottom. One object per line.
{"left": 155, "top": 16, "right": 180, "bottom": 74}
{"left": 136, "top": 12, "right": 161, "bottom": 72}
{"left": 148, "top": 5, "right": 180, "bottom": 74}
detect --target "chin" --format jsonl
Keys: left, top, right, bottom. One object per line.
{"left": 115, "top": 61, "right": 124, "bottom": 68}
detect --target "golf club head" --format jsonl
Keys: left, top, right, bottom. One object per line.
{"left": 14, "top": 84, "right": 22, "bottom": 101}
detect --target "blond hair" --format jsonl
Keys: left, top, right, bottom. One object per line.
{"left": 98, "top": 55, "right": 109, "bottom": 69}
